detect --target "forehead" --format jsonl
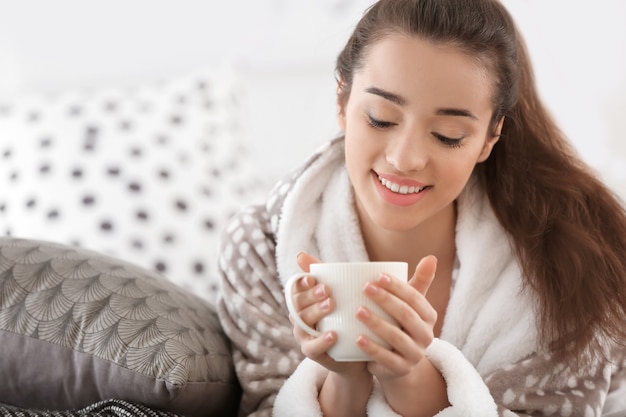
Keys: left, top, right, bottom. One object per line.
{"left": 355, "top": 33, "right": 495, "bottom": 114}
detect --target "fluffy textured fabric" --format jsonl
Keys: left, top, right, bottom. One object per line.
{"left": 273, "top": 139, "right": 510, "bottom": 415}
{"left": 217, "top": 138, "right": 625, "bottom": 416}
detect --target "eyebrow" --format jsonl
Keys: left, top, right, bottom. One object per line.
{"left": 436, "top": 108, "right": 479, "bottom": 121}
{"left": 365, "top": 86, "right": 479, "bottom": 121}
{"left": 365, "top": 87, "right": 407, "bottom": 106}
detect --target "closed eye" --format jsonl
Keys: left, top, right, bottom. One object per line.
{"left": 367, "top": 115, "right": 396, "bottom": 129}
{"left": 433, "top": 132, "right": 464, "bottom": 148}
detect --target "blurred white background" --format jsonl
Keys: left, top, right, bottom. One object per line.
{"left": 1, "top": 0, "right": 625, "bottom": 196}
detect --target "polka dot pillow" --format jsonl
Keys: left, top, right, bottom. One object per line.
{"left": 0, "top": 66, "right": 266, "bottom": 304}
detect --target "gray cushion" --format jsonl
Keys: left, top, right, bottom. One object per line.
{"left": 0, "top": 237, "right": 239, "bottom": 417}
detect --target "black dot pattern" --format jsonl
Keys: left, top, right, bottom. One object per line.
{"left": 0, "top": 69, "right": 269, "bottom": 304}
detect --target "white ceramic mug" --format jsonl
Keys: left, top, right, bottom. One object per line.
{"left": 284, "top": 261, "right": 408, "bottom": 361}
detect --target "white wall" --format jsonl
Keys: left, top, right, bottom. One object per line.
{"left": 1, "top": 0, "right": 625, "bottom": 194}
{"left": 504, "top": 0, "right": 626, "bottom": 194}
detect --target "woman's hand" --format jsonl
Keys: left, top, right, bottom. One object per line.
{"left": 356, "top": 255, "right": 450, "bottom": 416}
{"left": 356, "top": 255, "right": 439, "bottom": 380}
{"left": 292, "top": 252, "right": 374, "bottom": 417}
{"left": 289, "top": 252, "right": 369, "bottom": 375}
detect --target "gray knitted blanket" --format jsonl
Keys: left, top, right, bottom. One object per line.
{"left": 0, "top": 400, "right": 182, "bottom": 417}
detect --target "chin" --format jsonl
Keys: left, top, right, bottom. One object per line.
{"left": 370, "top": 209, "right": 423, "bottom": 233}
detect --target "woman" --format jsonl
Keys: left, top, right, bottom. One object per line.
{"left": 217, "top": 0, "right": 626, "bottom": 415}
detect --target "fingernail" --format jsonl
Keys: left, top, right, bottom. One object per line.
{"left": 378, "top": 274, "right": 391, "bottom": 284}
{"left": 357, "top": 306, "right": 370, "bottom": 319}
{"left": 324, "top": 332, "right": 335, "bottom": 343}
{"left": 320, "top": 298, "right": 331, "bottom": 310}
{"left": 364, "top": 282, "right": 378, "bottom": 295}
{"left": 314, "top": 285, "right": 326, "bottom": 298}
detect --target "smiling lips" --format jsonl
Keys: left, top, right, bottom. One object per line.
{"left": 377, "top": 175, "right": 428, "bottom": 194}
{"left": 374, "top": 173, "right": 430, "bottom": 206}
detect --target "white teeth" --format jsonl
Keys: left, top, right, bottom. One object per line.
{"left": 378, "top": 176, "right": 426, "bottom": 194}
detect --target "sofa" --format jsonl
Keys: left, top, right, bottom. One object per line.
{"left": 0, "top": 66, "right": 270, "bottom": 416}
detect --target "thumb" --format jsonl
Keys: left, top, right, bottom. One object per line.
{"left": 408, "top": 255, "right": 438, "bottom": 295}
{"left": 296, "top": 252, "right": 321, "bottom": 273}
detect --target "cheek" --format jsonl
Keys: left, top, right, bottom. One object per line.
{"left": 344, "top": 133, "right": 366, "bottom": 175}
{"left": 435, "top": 149, "right": 483, "bottom": 184}
{"left": 458, "top": 138, "right": 493, "bottom": 166}
{"left": 344, "top": 119, "right": 370, "bottom": 157}
{"left": 344, "top": 129, "right": 380, "bottom": 191}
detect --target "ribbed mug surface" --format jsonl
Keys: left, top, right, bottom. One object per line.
{"left": 311, "top": 262, "right": 408, "bottom": 361}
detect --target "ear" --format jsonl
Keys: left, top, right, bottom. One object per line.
{"left": 336, "top": 80, "right": 347, "bottom": 131}
{"left": 477, "top": 116, "right": 504, "bottom": 162}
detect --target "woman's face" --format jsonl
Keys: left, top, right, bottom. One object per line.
{"left": 340, "top": 33, "right": 501, "bottom": 233}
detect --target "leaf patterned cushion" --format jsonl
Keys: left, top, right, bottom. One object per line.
{"left": 0, "top": 237, "right": 239, "bottom": 417}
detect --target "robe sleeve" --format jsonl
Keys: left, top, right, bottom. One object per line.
{"left": 274, "top": 339, "right": 497, "bottom": 417}
{"left": 274, "top": 338, "right": 624, "bottom": 417}
{"left": 216, "top": 204, "right": 303, "bottom": 417}
{"left": 478, "top": 344, "right": 619, "bottom": 417}
{"left": 216, "top": 174, "right": 625, "bottom": 417}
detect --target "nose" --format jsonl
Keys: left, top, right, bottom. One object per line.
{"left": 385, "top": 131, "right": 428, "bottom": 172}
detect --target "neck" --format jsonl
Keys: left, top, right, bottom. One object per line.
{"left": 360, "top": 203, "right": 457, "bottom": 274}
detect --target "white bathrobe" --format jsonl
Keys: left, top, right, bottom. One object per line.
{"left": 217, "top": 138, "right": 625, "bottom": 417}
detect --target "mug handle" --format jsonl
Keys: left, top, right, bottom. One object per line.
{"left": 284, "top": 273, "right": 322, "bottom": 337}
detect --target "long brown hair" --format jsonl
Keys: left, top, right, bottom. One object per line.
{"left": 336, "top": 0, "right": 626, "bottom": 364}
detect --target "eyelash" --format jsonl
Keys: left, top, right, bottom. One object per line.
{"left": 432, "top": 133, "right": 464, "bottom": 149}
{"left": 367, "top": 115, "right": 395, "bottom": 129}
{"left": 367, "top": 115, "right": 465, "bottom": 148}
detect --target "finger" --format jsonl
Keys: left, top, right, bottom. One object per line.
{"left": 364, "top": 276, "right": 438, "bottom": 328}
{"left": 294, "top": 295, "right": 334, "bottom": 330}
{"left": 408, "top": 255, "right": 438, "bottom": 295}
{"left": 300, "top": 331, "right": 337, "bottom": 360}
{"left": 292, "top": 320, "right": 321, "bottom": 342}
{"left": 297, "top": 252, "right": 321, "bottom": 273}
{"left": 292, "top": 274, "right": 316, "bottom": 294}
{"left": 355, "top": 306, "right": 432, "bottom": 378}
{"left": 356, "top": 331, "right": 422, "bottom": 376}
{"left": 357, "top": 304, "right": 433, "bottom": 359}
{"left": 292, "top": 281, "right": 330, "bottom": 310}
